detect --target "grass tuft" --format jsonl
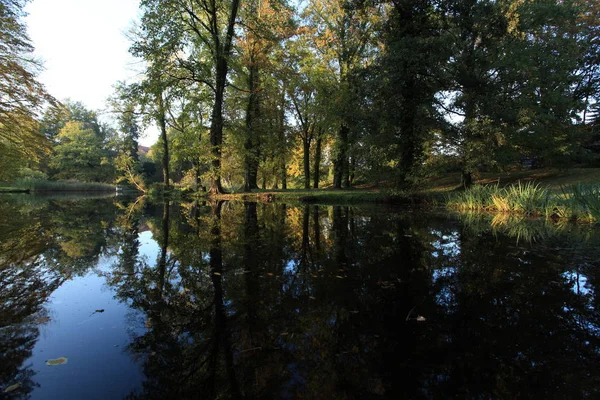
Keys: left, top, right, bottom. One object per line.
{"left": 447, "top": 181, "right": 598, "bottom": 223}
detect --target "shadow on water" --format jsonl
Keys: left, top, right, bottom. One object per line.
{"left": 0, "top": 195, "right": 599, "bottom": 398}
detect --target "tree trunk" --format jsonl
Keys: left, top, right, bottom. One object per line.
{"left": 333, "top": 124, "right": 349, "bottom": 189}
{"left": 313, "top": 133, "right": 322, "bottom": 189}
{"left": 208, "top": 0, "right": 240, "bottom": 195}
{"left": 244, "top": 62, "right": 260, "bottom": 192}
{"left": 157, "top": 95, "right": 169, "bottom": 189}
{"left": 209, "top": 59, "right": 227, "bottom": 194}
{"left": 281, "top": 160, "right": 287, "bottom": 190}
{"left": 303, "top": 137, "right": 311, "bottom": 189}
{"left": 343, "top": 156, "right": 351, "bottom": 188}
{"left": 278, "top": 85, "right": 287, "bottom": 190}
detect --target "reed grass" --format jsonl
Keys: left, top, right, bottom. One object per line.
{"left": 447, "top": 181, "right": 599, "bottom": 223}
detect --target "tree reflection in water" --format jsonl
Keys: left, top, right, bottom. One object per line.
{"left": 103, "top": 201, "right": 599, "bottom": 399}
{"left": 0, "top": 197, "right": 120, "bottom": 397}
{"left": 1, "top": 196, "right": 598, "bottom": 398}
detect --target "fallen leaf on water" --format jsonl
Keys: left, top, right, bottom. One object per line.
{"left": 416, "top": 316, "right": 427, "bottom": 322}
{"left": 267, "top": 273, "right": 274, "bottom": 277}
{"left": 35, "top": 316, "right": 51, "bottom": 324}
{"left": 4, "top": 383, "right": 21, "bottom": 393}
{"left": 312, "top": 275, "right": 318, "bottom": 278}
{"left": 309, "top": 296, "right": 316, "bottom": 300}
{"left": 46, "top": 357, "right": 68, "bottom": 366}
{"left": 336, "top": 276, "right": 344, "bottom": 279}
{"left": 213, "top": 272, "right": 221, "bottom": 276}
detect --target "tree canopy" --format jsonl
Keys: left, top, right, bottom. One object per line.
{"left": 2, "top": 0, "right": 599, "bottom": 190}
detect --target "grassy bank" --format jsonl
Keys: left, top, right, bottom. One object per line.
{"left": 5, "top": 178, "right": 116, "bottom": 193}
{"left": 446, "top": 181, "right": 600, "bottom": 223}
{"left": 423, "top": 167, "right": 600, "bottom": 193}
{"left": 198, "top": 188, "right": 417, "bottom": 205}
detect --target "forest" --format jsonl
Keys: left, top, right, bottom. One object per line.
{"left": 1, "top": 0, "right": 600, "bottom": 194}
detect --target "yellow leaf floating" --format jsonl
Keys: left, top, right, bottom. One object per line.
{"left": 46, "top": 357, "right": 68, "bottom": 366}
{"left": 4, "top": 383, "right": 21, "bottom": 393}
{"left": 416, "top": 316, "right": 427, "bottom": 322}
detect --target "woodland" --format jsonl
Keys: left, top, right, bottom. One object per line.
{"left": 1, "top": 0, "right": 600, "bottom": 194}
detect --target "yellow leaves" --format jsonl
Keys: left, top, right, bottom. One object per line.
{"left": 45, "top": 357, "right": 68, "bottom": 366}
{"left": 4, "top": 383, "right": 21, "bottom": 393}
{"left": 505, "top": 0, "right": 526, "bottom": 38}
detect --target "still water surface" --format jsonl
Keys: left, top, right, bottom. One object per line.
{"left": 1, "top": 195, "right": 599, "bottom": 399}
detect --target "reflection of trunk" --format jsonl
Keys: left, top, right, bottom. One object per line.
{"left": 312, "top": 206, "right": 320, "bottom": 252}
{"left": 157, "top": 201, "right": 170, "bottom": 298}
{"left": 207, "top": 200, "right": 241, "bottom": 397}
{"left": 313, "top": 133, "right": 322, "bottom": 189}
{"left": 121, "top": 213, "right": 140, "bottom": 275}
{"left": 300, "top": 205, "right": 310, "bottom": 271}
{"left": 332, "top": 206, "right": 348, "bottom": 266}
{"left": 243, "top": 203, "right": 260, "bottom": 345}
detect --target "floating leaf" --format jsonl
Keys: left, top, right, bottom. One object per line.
{"left": 267, "top": 273, "right": 274, "bottom": 277}
{"left": 213, "top": 272, "right": 221, "bottom": 276}
{"left": 416, "top": 316, "right": 427, "bottom": 322}
{"left": 46, "top": 357, "right": 68, "bottom": 366}
{"left": 336, "top": 275, "right": 344, "bottom": 279}
{"left": 35, "top": 316, "right": 51, "bottom": 324}
{"left": 4, "top": 383, "right": 21, "bottom": 393}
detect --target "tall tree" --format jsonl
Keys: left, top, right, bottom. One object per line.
{"left": 375, "top": 0, "right": 449, "bottom": 187}
{"left": 238, "top": 0, "right": 294, "bottom": 191}
{"left": 303, "top": 0, "right": 382, "bottom": 188}
{"left": 0, "top": 0, "right": 58, "bottom": 180}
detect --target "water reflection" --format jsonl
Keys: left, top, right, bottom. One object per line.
{"left": 0, "top": 196, "right": 599, "bottom": 398}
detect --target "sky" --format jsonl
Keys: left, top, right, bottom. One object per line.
{"left": 25, "top": 0, "right": 158, "bottom": 146}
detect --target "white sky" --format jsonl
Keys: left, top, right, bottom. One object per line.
{"left": 25, "top": 0, "right": 158, "bottom": 146}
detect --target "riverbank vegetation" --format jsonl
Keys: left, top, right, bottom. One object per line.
{"left": 1, "top": 0, "right": 600, "bottom": 205}
{"left": 446, "top": 181, "right": 600, "bottom": 223}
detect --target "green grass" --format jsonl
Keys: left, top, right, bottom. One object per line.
{"left": 10, "top": 178, "right": 116, "bottom": 193}
{"left": 447, "top": 181, "right": 600, "bottom": 223}
{"left": 423, "top": 167, "right": 600, "bottom": 193}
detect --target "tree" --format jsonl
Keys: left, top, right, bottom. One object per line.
{"left": 0, "top": 0, "right": 58, "bottom": 180}
{"left": 372, "top": 0, "right": 449, "bottom": 187}
{"left": 49, "top": 121, "right": 114, "bottom": 182}
{"left": 302, "top": 0, "right": 383, "bottom": 188}
{"left": 237, "top": 0, "right": 294, "bottom": 191}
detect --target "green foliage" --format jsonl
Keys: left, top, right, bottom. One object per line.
{"left": 0, "top": 0, "right": 58, "bottom": 179}
{"left": 49, "top": 121, "right": 115, "bottom": 182}
{"left": 562, "top": 184, "right": 600, "bottom": 222}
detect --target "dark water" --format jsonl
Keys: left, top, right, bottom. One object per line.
{"left": 1, "top": 195, "right": 599, "bottom": 399}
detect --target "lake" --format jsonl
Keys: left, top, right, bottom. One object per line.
{"left": 1, "top": 195, "right": 599, "bottom": 399}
